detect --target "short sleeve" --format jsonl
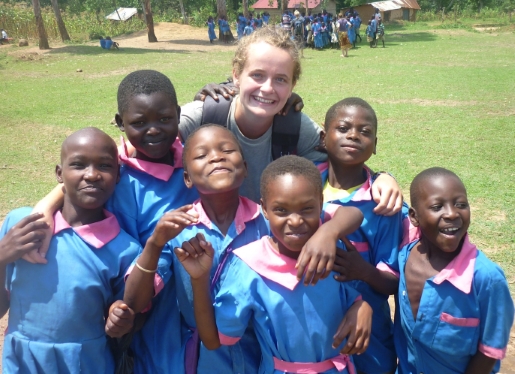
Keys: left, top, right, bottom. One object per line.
{"left": 178, "top": 101, "right": 204, "bottom": 142}
{"left": 213, "top": 256, "right": 255, "bottom": 345}
{"left": 340, "top": 281, "right": 361, "bottom": 308}
{"left": 296, "top": 113, "right": 327, "bottom": 163}
{"left": 477, "top": 270, "right": 514, "bottom": 359}
{"left": 369, "top": 211, "right": 403, "bottom": 274}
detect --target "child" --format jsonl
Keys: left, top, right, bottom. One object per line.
{"left": 206, "top": 16, "right": 217, "bottom": 43}
{"left": 366, "top": 21, "right": 374, "bottom": 47}
{"left": 393, "top": 167, "right": 514, "bottom": 374}
{"left": 176, "top": 155, "right": 372, "bottom": 373}
{"left": 0, "top": 128, "right": 141, "bottom": 373}
{"left": 337, "top": 14, "right": 353, "bottom": 57}
{"left": 348, "top": 15, "right": 356, "bottom": 48}
{"left": 376, "top": 18, "right": 385, "bottom": 48}
{"left": 319, "top": 98, "right": 404, "bottom": 374}
{"left": 312, "top": 18, "right": 323, "bottom": 50}
{"left": 244, "top": 21, "right": 253, "bottom": 36}
{"left": 354, "top": 14, "right": 362, "bottom": 42}
{"left": 31, "top": 70, "right": 199, "bottom": 373}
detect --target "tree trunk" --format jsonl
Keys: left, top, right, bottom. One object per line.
{"left": 281, "top": 0, "right": 288, "bottom": 13}
{"left": 142, "top": 0, "right": 158, "bottom": 42}
{"left": 50, "top": 0, "right": 70, "bottom": 41}
{"left": 243, "top": 0, "right": 249, "bottom": 17}
{"left": 178, "top": 0, "right": 187, "bottom": 24}
{"left": 217, "top": 0, "right": 227, "bottom": 19}
{"left": 32, "top": 0, "right": 50, "bottom": 49}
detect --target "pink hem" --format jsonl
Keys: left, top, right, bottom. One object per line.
{"left": 273, "top": 353, "right": 355, "bottom": 374}
{"left": 479, "top": 343, "right": 506, "bottom": 360}
{"left": 219, "top": 332, "right": 240, "bottom": 345}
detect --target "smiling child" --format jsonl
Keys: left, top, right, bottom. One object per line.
{"left": 393, "top": 167, "right": 514, "bottom": 374}
{"left": 0, "top": 128, "right": 141, "bottom": 373}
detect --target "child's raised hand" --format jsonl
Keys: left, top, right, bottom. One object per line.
{"left": 0, "top": 213, "right": 49, "bottom": 265}
{"left": 296, "top": 228, "right": 335, "bottom": 286}
{"left": 149, "top": 205, "right": 198, "bottom": 248}
{"left": 333, "top": 237, "right": 369, "bottom": 282}
{"left": 105, "top": 300, "right": 135, "bottom": 338}
{"left": 174, "top": 233, "right": 214, "bottom": 280}
{"left": 333, "top": 299, "right": 372, "bottom": 355}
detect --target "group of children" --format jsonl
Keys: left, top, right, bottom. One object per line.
{"left": 207, "top": 12, "right": 271, "bottom": 43}
{"left": 0, "top": 26, "right": 513, "bottom": 374}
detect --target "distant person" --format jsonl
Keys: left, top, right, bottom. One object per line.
{"left": 219, "top": 16, "right": 231, "bottom": 44}
{"left": 262, "top": 11, "right": 270, "bottom": 25}
{"left": 206, "top": 16, "right": 217, "bottom": 44}
{"left": 244, "top": 21, "right": 254, "bottom": 36}
{"left": 105, "top": 36, "right": 119, "bottom": 50}
{"left": 0, "top": 28, "right": 9, "bottom": 44}
{"left": 0, "top": 127, "right": 141, "bottom": 373}
{"left": 354, "top": 13, "right": 362, "bottom": 42}
{"left": 255, "top": 14, "right": 263, "bottom": 28}
{"left": 281, "top": 10, "right": 292, "bottom": 35}
{"left": 292, "top": 10, "right": 305, "bottom": 57}
{"left": 376, "top": 18, "right": 385, "bottom": 48}
{"left": 337, "top": 14, "right": 352, "bottom": 57}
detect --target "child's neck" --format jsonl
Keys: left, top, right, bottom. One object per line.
{"left": 133, "top": 149, "right": 175, "bottom": 167}
{"left": 61, "top": 200, "right": 105, "bottom": 227}
{"left": 418, "top": 234, "right": 464, "bottom": 272}
{"left": 268, "top": 236, "right": 304, "bottom": 260}
{"left": 199, "top": 189, "right": 241, "bottom": 236}
{"left": 234, "top": 97, "right": 274, "bottom": 139}
{"left": 327, "top": 162, "right": 366, "bottom": 190}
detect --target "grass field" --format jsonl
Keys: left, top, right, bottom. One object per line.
{"left": 0, "top": 21, "right": 514, "bottom": 282}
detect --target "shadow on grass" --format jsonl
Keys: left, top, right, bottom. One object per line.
{"left": 46, "top": 45, "right": 192, "bottom": 55}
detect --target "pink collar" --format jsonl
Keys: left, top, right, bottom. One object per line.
{"left": 118, "top": 136, "right": 184, "bottom": 181}
{"left": 54, "top": 210, "right": 120, "bottom": 249}
{"left": 187, "top": 196, "right": 260, "bottom": 235}
{"left": 406, "top": 228, "right": 477, "bottom": 294}
{"left": 432, "top": 234, "right": 477, "bottom": 294}
{"left": 233, "top": 237, "right": 300, "bottom": 290}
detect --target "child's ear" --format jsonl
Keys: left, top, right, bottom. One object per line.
{"left": 115, "top": 114, "right": 125, "bottom": 132}
{"left": 408, "top": 206, "right": 420, "bottom": 227}
{"left": 373, "top": 137, "right": 377, "bottom": 155}
{"left": 183, "top": 170, "right": 193, "bottom": 189}
{"left": 176, "top": 105, "right": 181, "bottom": 120}
{"left": 232, "top": 68, "right": 240, "bottom": 88}
{"left": 55, "top": 164, "right": 63, "bottom": 184}
{"left": 260, "top": 198, "right": 269, "bottom": 220}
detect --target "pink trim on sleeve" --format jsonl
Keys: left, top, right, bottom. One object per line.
{"left": 124, "top": 264, "right": 164, "bottom": 296}
{"left": 354, "top": 295, "right": 362, "bottom": 302}
{"left": 440, "top": 312, "right": 479, "bottom": 327}
{"left": 479, "top": 343, "right": 506, "bottom": 360}
{"left": 219, "top": 332, "right": 241, "bottom": 345}
{"left": 377, "top": 262, "right": 400, "bottom": 278}
{"left": 351, "top": 241, "right": 369, "bottom": 253}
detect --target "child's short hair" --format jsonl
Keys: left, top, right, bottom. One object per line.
{"left": 182, "top": 124, "right": 244, "bottom": 169}
{"left": 233, "top": 27, "right": 301, "bottom": 85}
{"left": 260, "top": 155, "right": 322, "bottom": 200}
{"left": 117, "top": 70, "right": 178, "bottom": 115}
{"left": 410, "top": 167, "right": 463, "bottom": 209}
{"left": 324, "top": 97, "right": 377, "bottom": 130}
{"left": 61, "top": 127, "right": 117, "bottom": 162}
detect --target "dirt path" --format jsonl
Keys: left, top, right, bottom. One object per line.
{"left": 1, "top": 22, "right": 515, "bottom": 373}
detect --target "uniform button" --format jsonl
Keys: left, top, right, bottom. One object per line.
{"left": 402, "top": 290, "right": 406, "bottom": 296}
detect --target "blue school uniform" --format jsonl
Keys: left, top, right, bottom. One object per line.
{"left": 244, "top": 25, "right": 253, "bottom": 36}
{"left": 106, "top": 137, "right": 198, "bottom": 247}
{"left": 263, "top": 14, "right": 270, "bottom": 24}
{"left": 213, "top": 204, "right": 360, "bottom": 374}
{"left": 207, "top": 21, "right": 217, "bottom": 41}
{"left": 130, "top": 197, "right": 269, "bottom": 374}
{"left": 220, "top": 19, "right": 230, "bottom": 34}
{"left": 319, "top": 163, "right": 403, "bottom": 373}
{"left": 392, "top": 229, "right": 514, "bottom": 374}
{"left": 1, "top": 208, "right": 141, "bottom": 374}
{"left": 313, "top": 22, "right": 323, "bottom": 48}
{"left": 348, "top": 18, "right": 356, "bottom": 44}
{"left": 106, "top": 137, "right": 198, "bottom": 374}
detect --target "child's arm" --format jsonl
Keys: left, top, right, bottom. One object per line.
{"left": 124, "top": 206, "right": 198, "bottom": 313}
{"left": 25, "top": 185, "right": 64, "bottom": 264}
{"left": 174, "top": 233, "right": 221, "bottom": 349}
{"left": 371, "top": 173, "right": 403, "bottom": 216}
{"left": 105, "top": 300, "right": 136, "bottom": 338}
{"left": 464, "top": 351, "right": 496, "bottom": 374}
{"left": 332, "top": 299, "right": 372, "bottom": 355}
{"left": 333, "top": 237, "right": 398, "bottom": 295}
{"left": 296, "top": 206, "right": 363, "bottom": 285}
{"left": 0, "top": 213, "right": 49, "bottom": 317}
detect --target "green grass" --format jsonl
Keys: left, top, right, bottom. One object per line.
{"left": 0, "top": 25, "right": 514, "bottom": 282}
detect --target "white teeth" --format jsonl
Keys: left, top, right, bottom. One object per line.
{"left": 441, "top": 228, "right": 459, "bottom": 233}
{"left": 254, "top": 96, "right": 274, "bottom": 104}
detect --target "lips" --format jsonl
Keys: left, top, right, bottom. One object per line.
{"left": 209, "top": 166, "right": 232, "bottom": 175}
{"left": 80, "top": 185, "right": 102, "bottom": 192}
{"left": 439, "top": 227, "right": 460, "bottom": 236}
{"left": 340, "top": 144, "right": 361, "bottom": 151}
{"left": 253, "top": 96, "right": 275, "bottom": 104}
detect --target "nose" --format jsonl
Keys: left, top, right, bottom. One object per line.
{"left": 84, "top": 166, "right": 100, "bottom": 181}
{"left": 288, "top": 213, "right": 303, "bottom": 227}
{"left": 261, "top": 78, "right": 274, "bottom": 93}
{"left": 345, "top": 127, "right": 359, "bottom": 140}
{"left": 208, "top": 149, "right": 226, "bottom": 163}
{"left": 146, "top": 122, "right": 162, "bottom": 136}
{"left": 442, "top": 204, "right": 459, "bottom": 220}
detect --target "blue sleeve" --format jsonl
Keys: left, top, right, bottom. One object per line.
{"left": 368, "top": 211, "right": 403, "bottom": 272}
{"left": 213, "top": 257, "right": 255, "bottom": 343}
{"left": 476, "top": 263, "right": 514, "bottom": 359}
{"left": 111, "top": 234, "right": 142, "bottom": 301}
{"left": 0, "top": 207, "right": 32, "bottom": 238}
{"left": 105, "top": 170, "right": 141, "bottom": 244}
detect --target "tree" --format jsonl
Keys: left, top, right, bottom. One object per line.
{"left": 142, "top": 0, "right": 158, "bottom": 42}
{"left": 281, "top": 0, "right": 289, "bottom": 13}
{"left": 50, "top": 0, "right": 71, "bottom": 41}
{"left": 243, "top": 0, "right": 249, "bottom": 17}
{"left": 217, "top": 0, "right": 227, "bottom": 19}
{"left": 32, "top": 0, "right": 50, "bottom": 49}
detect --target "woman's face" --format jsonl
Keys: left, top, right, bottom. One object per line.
{"left": 233, "top": 41, "right": 295, "bottom": 120}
